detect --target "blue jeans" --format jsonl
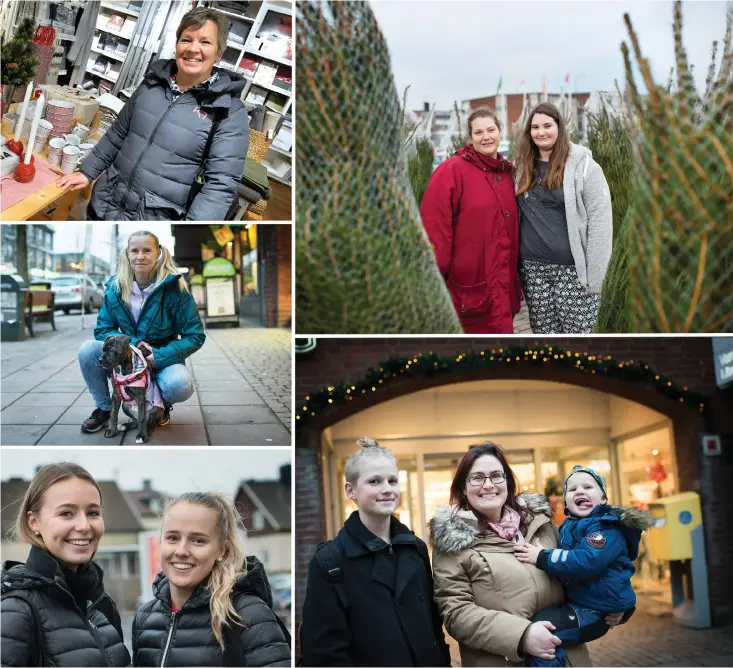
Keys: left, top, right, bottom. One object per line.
{"left": 78, "top": 340, "right": 195, "bottom": 411}
{"left": 527, "top": 604, "right": 609, "bottom": 667}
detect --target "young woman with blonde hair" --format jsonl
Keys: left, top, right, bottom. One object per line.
{"left": 133, "top": 492, "right": 290, "bottom": 666}
{"left": 77, "top": 229, "right": 205, "bottom": 434}
{"left": 1, "top": 463, "right": 130, "bottom": 666}
{"left": 514, "top": 102, "right": 613, "bottom": 333}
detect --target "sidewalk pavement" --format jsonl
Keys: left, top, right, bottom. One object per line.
{"left": 1, "top": 317, "right": 291, "bottom": 446}
{"left": 513, "top": 301, "right": 531, "bottom": 334}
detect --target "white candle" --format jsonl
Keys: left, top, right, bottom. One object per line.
{"left": 13, "top": 81, "right": 34, "bottom": 143}
{"left": 25, "top": 93, "right": 44, "bottom": 164}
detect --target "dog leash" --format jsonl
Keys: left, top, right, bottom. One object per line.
{"left": 111, "top": 345, "right": 149, "bottom": 403}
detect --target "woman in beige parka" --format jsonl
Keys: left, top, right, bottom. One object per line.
{"left": 430, "top": 442, "right": 621, "bottom": 667}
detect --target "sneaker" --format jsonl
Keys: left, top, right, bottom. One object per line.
{"left": 158, "top": 406, "right": 171, "bottom": 427}
{"left": 81, "top": 408, "right": 110, "bottom": 433}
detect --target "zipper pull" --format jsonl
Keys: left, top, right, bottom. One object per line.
{"left": 388, "top": 545, "right": 393, "bottom": 554}
{"left": 88, "top": 620, "right": 98, "bottom": 630}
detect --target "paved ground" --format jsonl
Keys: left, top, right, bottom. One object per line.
{"left": 446, "top": 586, "right": 733, "bottom": 666}
{"left": 513, "top": 300, "right": 531, "bottom": 334}
{"left": 1, "top": 313, "right": 291, "bottom": 446}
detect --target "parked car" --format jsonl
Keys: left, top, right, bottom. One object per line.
{"left": 51, "top": 275, "right": 104, "bottom": 314}
{"left": 268, "top": 572, "right": 291, "bottom": 612}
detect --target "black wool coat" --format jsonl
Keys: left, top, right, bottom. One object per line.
{"left": 300, "top": 511, "right": 451, "bottom": 667}
{"left": 133, "top": 557, "right": 290, "bottom": 667}
{"left": 80, "top": 59, "right": 250, "bottom": 221}
{"left": 0, "top": 546, "right": 131, "bottom": 667}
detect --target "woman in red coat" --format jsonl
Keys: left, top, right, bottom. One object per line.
{"left": 420, "top": 108, "right": 520, "bottom": 333}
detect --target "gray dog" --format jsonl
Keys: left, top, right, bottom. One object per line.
{"left": 98, "top": 334, "right": 164, "bottom": 444}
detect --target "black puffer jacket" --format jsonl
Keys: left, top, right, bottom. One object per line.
{"left": 80, "top": 59, "right": 250, "bottom": 221}
{"left": 133, "top": 557, "right": 290, "bottom": 667}
{"left": 0, "top": 546, "right": 131, "bottom": 667}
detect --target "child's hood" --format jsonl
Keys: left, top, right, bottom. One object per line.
{"left": 592, "top": 504, "right": 652, "bottom": 560}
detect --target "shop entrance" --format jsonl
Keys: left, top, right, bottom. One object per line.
{"left": 321, "top": 378, "right": 679, "bottom": 597}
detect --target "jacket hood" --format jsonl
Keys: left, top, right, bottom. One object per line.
{"left": 104, "top": 273, "right": 182, "bottom": 293}
{"left": 568, "top": 504, "right": 651, "bottom": 560}
{"left": 151, "top": 555, "right": 275, "bottom": 609}
{"left": 566, "top": 142, "right": 594, "bottom": 173}
{"left": 429, "top": 493, "right": 553, "bottom": 555}
{"left": 147, "top": 59, "right": 247, "bottom": 100}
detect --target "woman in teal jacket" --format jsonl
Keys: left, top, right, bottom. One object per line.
{"left": 77, "top": 230, "right": 205, "bottom": 434}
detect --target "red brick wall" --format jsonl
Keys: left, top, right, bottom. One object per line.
{"left": 295, "top": 337, "right": 733, "bottom": 627}
{"left": 276, "top": 225, "right": 292, "bottom": 327}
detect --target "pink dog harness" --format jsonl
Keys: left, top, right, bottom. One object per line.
{"left": 111, "top": 345, "right": 164, "bottom": 409}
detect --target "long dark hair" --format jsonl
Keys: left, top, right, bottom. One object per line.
{"left": 449, "top": 442, "right": 530, "bottom": 526}
{"left": 515, "top": 102, "right": 571, "bottom": 195}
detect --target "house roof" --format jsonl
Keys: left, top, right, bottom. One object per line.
{"left": 1, "top": 478, "right": 144, "bottom": 539}
{"left": 236, "top": 480, "right": 291, "bottom": 532}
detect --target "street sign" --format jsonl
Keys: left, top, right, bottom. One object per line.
{"left": 701, "top": 434, "right": 722, "bottom": 457}
{"left": 712, "top": 338, "right": 733, "bottom": 389}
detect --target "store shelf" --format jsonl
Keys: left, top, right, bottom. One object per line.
{"left": 227, "top": 40, "right": 247, "bottom": 51}
{"left": 90, "top": 47, "right": 127, "bottom": 63}
{"left": 210, "top": 7, "right": 256, "bottom": 22}
{"left": 244, "top": 75, "right": 290, "bottom": 96}
{"left": 268, "top": 144, "right": 291, "bottom": 158}
{"left": 267, "top": 171, "right": 291, "bottom": 187}
{"left": 100, "top": 3, "right": 140, "bottom": 17}
{"left": 244, "top": 47, "right": 291, "bottom": 68}
{"left": 86, "top": 67, "right": 119, "bottom": 84}
{"left": 57, "top": 34, "right": 76, "bottom": 41}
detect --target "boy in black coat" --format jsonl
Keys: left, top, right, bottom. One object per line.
{"left": 300, "top": 438, "right": 451, "bottom": 667}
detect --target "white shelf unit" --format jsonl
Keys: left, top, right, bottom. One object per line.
{"left": 84, "top": 2, "right": 138, "bottom": 92}
{"left": 201, "top": 0, "right": 293, "bottom": 187}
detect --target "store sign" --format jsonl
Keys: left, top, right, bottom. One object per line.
{"left": 712, "top": 338, "right": 733, "bottom": 389}
{"left": 295, "top": 337, "right": 317, "bottom": 354}
{"left": 206, "top": 278, "right": 235, "bottom": 317}
{"left": 212, "top": 226, "right": 234, "bottom": 247}
{"left": 701, "top": 434, "right": 722, "bottom": 457}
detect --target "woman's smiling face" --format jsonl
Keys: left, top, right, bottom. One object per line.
{"left": 161, "top": 502, "right": 225, "bottom": 596}
{"left": 27, "top": 477, "right": 104, "bottom": 570}
{"left": 175, "top": 20, "right": 221, "bottom": 81}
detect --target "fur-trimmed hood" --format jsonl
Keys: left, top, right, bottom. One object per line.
{"left": 430, "top": 493, "right": 553, "bottom": 555}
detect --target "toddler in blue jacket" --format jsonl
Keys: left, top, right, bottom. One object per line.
{"left": 514, "top": 465, "right": 651, "bottom": 667}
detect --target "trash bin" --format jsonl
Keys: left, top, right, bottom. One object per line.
{"left": 648, "top": 491, "right": 711, "bottom": 628}
{"left": 1, "top": 274, "right": 28, "bottom": 342}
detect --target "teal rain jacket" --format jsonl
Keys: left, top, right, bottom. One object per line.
{"left": 95, "top": 274, "right": 205, "bottom": 370}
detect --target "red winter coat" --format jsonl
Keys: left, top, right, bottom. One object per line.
{"left": 420, "top": 146, "right": 521, "bottom": 333}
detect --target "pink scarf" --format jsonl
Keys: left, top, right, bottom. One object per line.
{"left": 487, "top": 505, "right": 523, "bottom": 541}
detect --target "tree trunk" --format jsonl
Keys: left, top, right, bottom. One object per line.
{"left": 16, "top": 225, "right": 29, "bottom": 285}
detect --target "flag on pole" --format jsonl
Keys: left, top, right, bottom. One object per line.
{"left": 496, "top": 76, "right": 503, "bottom": 96}
{"left": 542, "top": 74, "right": 548, "bottom": 101}
{"left": 519, "top": 79, "right": 526, "bottom": 89}
{"left": 564, "top": 72, "right": 570, "bottom": 84}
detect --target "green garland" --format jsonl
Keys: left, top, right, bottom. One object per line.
{"left": 296, "top": 344, "right": 709, "bottom": 433}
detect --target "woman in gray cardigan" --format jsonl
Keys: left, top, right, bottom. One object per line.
{"left": 513, "top": 102, "right": 612, "bottom": 333}
{"left": 57, "top": 8, "right": 249, "bottom": 221}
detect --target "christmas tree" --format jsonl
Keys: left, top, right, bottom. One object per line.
{"left": 1, "top": 19, "right": 39, "bottom": 102}
{"left": 622, "top": 1, "right": 733, "bottom": 332}
{"left": 295, "top": 1, "right": 462, "bottom": 334}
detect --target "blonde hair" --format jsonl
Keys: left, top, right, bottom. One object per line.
{"left": 114, "top": 230, "right": 188, "bottom": 306}
{"left": 13, "top": 463, "right": 103, "bottom": 548}
{"left": 344, "top": 437, "right": 398, "bottom": 485}
{"left": 164, "top": 492, "right": 246, "bottom": 648}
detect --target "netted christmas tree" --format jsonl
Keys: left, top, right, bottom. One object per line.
{"left": 296, "top": 1, "right": 461, "bottom": 333}
{"left": 408, "top": 136, "right": 435, "bottom": 205}
{"left": 449, "top": 101, "right": 468, "bottom": 155}
{"left": 1, "top": 19, "right": 39, "bottom": 105}
{"left": 621, "top": 1, "right": 733, "bottom": 332}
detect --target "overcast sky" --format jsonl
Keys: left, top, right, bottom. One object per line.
{"left": 49, "top": 224, "right": 176, "bottom": 268}
{"left": 370, "top": 0, "right": 729, "bottom": 109}
{"left": 0, "top": 448, "right": 290, "bottom": 498}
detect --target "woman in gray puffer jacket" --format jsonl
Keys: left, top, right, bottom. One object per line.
{"left": 133, "top": 492, "right": 290, "bottom": 667}
{"left": 57, "top": 8, "right": 250, "bottom": 221}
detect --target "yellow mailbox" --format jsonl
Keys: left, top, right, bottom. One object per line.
{"left": 647, "top": 491, "right": 701, "bottom": 562}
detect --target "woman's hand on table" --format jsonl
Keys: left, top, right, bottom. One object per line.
{"left": 57, "top": 172, "right": 90, "bottom": 191}
{"left": 523, "top": 621, "right": 561, "bottom": 661}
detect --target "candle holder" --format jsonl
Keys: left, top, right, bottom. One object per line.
{"left": 6, "top": 138, "right": 23, "bottom": 156}
{"left": 14, "top": 153, "right": 35, "bottom": 183}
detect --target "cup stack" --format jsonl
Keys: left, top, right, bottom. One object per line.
{"left": 46, "top": 100, "right": 76, "bottom": 140}
{"left": 33, "top": 119, "right": 53, "bottom": 154}
{"left": 48, "top": 137, "right": 67, "bottom": 167}
{"left": 61, "top": 145, "right": 80, "bottom": 174}
{"left": 72, "top": 124, "right": 90, "bottom": 142}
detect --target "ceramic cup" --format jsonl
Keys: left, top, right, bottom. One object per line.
{"left": 72, "top": 124, "right": 90, "bottom": 141}
{"left": 48, "top": 150, "right": 63, "bottom": 167}
{"left": 37, "top": 119, "right": 53, "bottom": 138}
{"left": 64, "top": 134, "right": 81, "bottom": 147}
{"left": 49, "top": 137, "right": 67, "bottom": 150}
{"left": 61, "top": 145, "right": 80, "bottom": 173}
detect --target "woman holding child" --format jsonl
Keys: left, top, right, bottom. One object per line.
{"left": 430, "top": 443, "right": 626, "bottom": 667}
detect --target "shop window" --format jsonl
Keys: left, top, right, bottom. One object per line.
{"left": 617, "top": 426, "right": 676, "bottom": 506}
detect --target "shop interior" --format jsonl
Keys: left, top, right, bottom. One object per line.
{"left": 320, "top": 379, "right": 678, "bottom": 599}
{"left": 1, "top": 0, "right": 292, "bottom": 221}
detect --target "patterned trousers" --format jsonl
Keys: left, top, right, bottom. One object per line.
{"left": 519, "top": 260, "right": 601, "bottom": 334}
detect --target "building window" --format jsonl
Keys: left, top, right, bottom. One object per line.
{"left": 253, "top": 511, "right": 265, "bottom": 530}
{"left": 262, "top": 549, "right": 269, "bottom": 565}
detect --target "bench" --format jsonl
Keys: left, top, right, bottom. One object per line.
{"left": 25, "top": 290, "right": 57, "bottom": 337}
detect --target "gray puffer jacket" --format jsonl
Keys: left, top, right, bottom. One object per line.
{"left": 80, "top": 59, "right": 250, "bottom": 221}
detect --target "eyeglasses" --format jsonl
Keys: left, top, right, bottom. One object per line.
{"left": 466, "top": 472, "right": 507, "bottom": 486}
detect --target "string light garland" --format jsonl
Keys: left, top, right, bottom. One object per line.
{"left": 296, "top": 344, "right": 709, "bottom": 433}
